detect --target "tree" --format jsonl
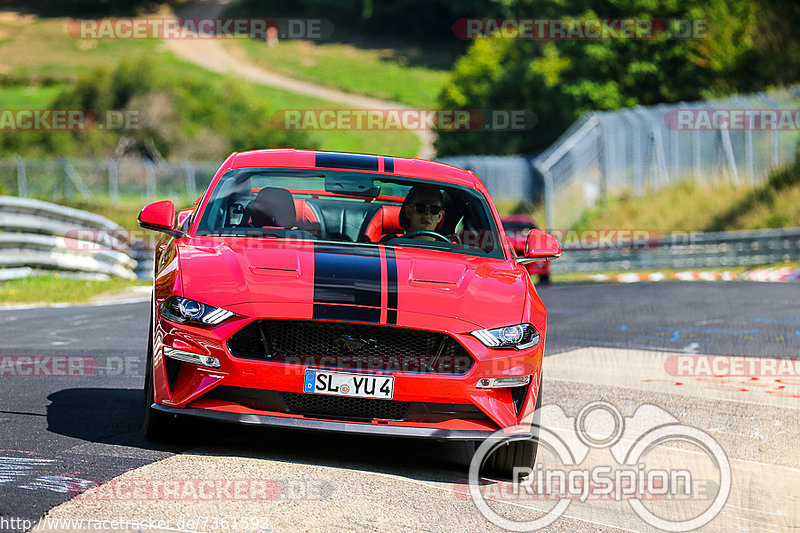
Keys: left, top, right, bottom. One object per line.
{"left": 435, "top": 0, "right": 796, "bottom": 156}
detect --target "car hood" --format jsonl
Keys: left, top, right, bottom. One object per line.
{"left": 176, "top": 237, "right": 529, "bottom": 329}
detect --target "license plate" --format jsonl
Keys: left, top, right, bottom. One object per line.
{"left": 303, "top": 369, "right": 394, "bottom": 399}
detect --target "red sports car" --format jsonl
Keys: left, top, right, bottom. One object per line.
{"left": 138, "top": 149, "right": 560, "bottom": 476}
{"left": 502, "top": 215, "right": 552, "bottom": 284}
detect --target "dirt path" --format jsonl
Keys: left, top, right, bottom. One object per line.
{"left": 164, "top": 1, "right": 435, "bottom": 158}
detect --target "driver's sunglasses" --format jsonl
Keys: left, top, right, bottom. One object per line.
{"left": 412, "top": 203, "right": 443, "bottom": 215}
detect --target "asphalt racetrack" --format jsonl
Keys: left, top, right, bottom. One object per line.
{"left": 1, "top": 281, "right": 798, "bottom": 532}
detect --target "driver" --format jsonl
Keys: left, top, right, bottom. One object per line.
{"left": 398, "top": 186, "right": 445, "bottom": 241}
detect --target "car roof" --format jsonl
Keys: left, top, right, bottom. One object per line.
{"left": 225, "top": 149, "right": 480, "bottom": 189}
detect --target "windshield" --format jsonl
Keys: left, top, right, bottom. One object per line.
{"left": 195, "top": 168, "right": 504, "bottom": 258}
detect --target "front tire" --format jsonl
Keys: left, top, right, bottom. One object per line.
{"left": 480, "top": 376, "right": 543, "bottom": 479}
{"left": 480, "top": 438, "right": 538, "bottom": 480}
{"left": 143, "top": 309, "right": 174, "bottom": 442}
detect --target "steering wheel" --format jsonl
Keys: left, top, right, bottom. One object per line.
{"left": 403, "top": 230, "right": 451, "bottom": 242}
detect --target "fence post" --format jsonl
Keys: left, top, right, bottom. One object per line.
{"left": 790, "top": 85, "right": 800, "bottom": 113}
{"left": 759, "top": 92, "right": 780, "bottom": 167}
{"left": 107, "top": 158, "right": 120, "bottom": 205}
{"left": 183, "top": 161, "right": 197, "bottom": 202}
{"left": 671, "top": 103, "right": 685, "bottom": 183}
{"left": 745, "top": 126, "right": 754, "bottom": 186}
{"left": 60, "top": 157, "right": 71, "bottom": 202}
{"left": 733, "top": 96, "right": 755, "bottom": 186}
{"left": 14, "top": 155, "right": 27, "bottom": 197}
{"left": 708, "top": 101, "right": 740, "bottom": 187}
{"left": 61, "top": 158, "right": 93, "bottom": 202}
{"left": 692, "top": 126, "right": 701, "bottom": 181}
{"left": 532, "top": 158, "right": 555, "bottom": 230}
{"left": 598, "top": 115, "right": 609, "bottom": 199}
{"left": 622, "top": 111, "right": 644, "bottom": 196}
{"left": 145, "top": 161, "right": 156, "bottom": 200}
{"left": 542, "top": 168, "right": 555, "bottom": 231}
{"left": 643, "top": 105, "right": 669, "bottom": 189}
{"left": 720, "top": 128, "right": 740, "bottom": 187}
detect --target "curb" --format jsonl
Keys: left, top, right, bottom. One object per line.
{"left": 740, "top": 267, "right": 800, "bottom": 282}
{"left": 585, "top": 268, "right": 800, "bottom": 283}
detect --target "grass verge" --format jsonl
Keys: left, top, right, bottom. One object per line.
{"left": 0, "top": 274, "right": 149, "bottom": 305}
{"left": 572, "top": 157, "right": 800, "bottom": 232}
{"left": 0, "top": 12, "right": 158, "bottom": 79}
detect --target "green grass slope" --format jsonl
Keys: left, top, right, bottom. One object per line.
{"left": 573, "top": 157, "right": 800, "bottom": 232}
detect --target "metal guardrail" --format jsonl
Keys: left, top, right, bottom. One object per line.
{"left": 551, "top": 227, "right": 800, "bottom": 273}
{"left": 0, "top": 196, "right": 137, "bottom": 280}
{"left": 3, "top": 197, "right": 796, "bottom": 280}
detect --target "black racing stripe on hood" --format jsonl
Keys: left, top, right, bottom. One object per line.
{"left": 313, "top": 243, "right": 381, "bottom": 323}
{"left": 315, "top": 151, "right": 379, "bottom": 171}
{"left": 312, "top": 304, "right": 381, "bottom": 323}
{"left": 385, "top": 246, "right": 398, "bottom": 325}
{"left": 383, "top": 156, "right": 394, "bottom": 173}
{"left": 314, "top": 242, "right": 382, "bottom": 257}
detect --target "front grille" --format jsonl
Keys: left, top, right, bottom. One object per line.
{"left": 227, "top": 320, "right": 474, "bottom": 374}
{"left": 284, "top": 392, "right": 410, "bottom": 420}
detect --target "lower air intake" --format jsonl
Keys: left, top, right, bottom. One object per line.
{"left": 283, "top": 392, "right": 410, "bottom": 420}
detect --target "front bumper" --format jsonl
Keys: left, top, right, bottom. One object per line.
{"left": 152, "top": 310, "right": 544, "bottom": 435}
{"left": 154, "top": 403, "right": 522, "bottom": 441}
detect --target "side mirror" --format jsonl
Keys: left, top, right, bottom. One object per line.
{"left": 138, "top": 200, "right": 183, "bottom": 238}
{"left": 176, "top": 208, "right": 194, "bottom": 229}
{"left": 519, "top": 228, "right": 561, "bottom": 263}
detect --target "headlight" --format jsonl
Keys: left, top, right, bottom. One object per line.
{"left": 471, "top": 323, "right": 540, "bottom": 350}
{"left": 160, "top": 296, "right": 234, "bottom": 326}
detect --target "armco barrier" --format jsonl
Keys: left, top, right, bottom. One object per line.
{"left": 4, "top": 194, "right": 793, "bottom": 280}
{"left": 551, "top": 227, "right": 800, "bottom": 273}
{"left": 0, "top": 196, "right": 137, "bottom": 279}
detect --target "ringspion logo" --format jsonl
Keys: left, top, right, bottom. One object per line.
{"left": 468, "top": 401, "right": 730, "bottom": 531}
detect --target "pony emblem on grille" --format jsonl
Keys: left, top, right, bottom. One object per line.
{"left": 334, "top": 335, "right": 378, "bottom": 354}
